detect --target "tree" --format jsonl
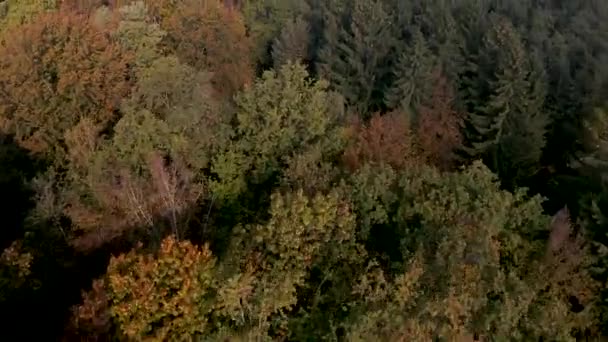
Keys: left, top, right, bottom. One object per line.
{"left": 343, "top": 111, "right": 417, "bottom": 172}
{"left": 60, "top": 115, "right": 204, "bottom": 250}
{"left": 345, "top": 162, "right": 597, "bottom": 340}
{"left": 0, "top": 241, "right": 33, "bottom": 301}
{"left": 210, "top": 62, "right": 344, "bottom": 201}
{"left": 271, "top": 16, "right": 311, "bottom": 68}
{"left": 223, "top": 189, "right": 364, "bottom": 340}
{"left": 162, "top": 0, "right": 253, "bottom": 100}
{"left": 113, "top": 1, "right": 166, "bottom": 69}
{"left": 571, "top": 107, "right": 608, "bottom": 334}
{"left": 241, "top": 0, "right": 310, "bottom": 68}
{"left": 281, "top": 141, "right": 343, "bottom": 197}
{"left": 462, "top": 15, "right": 548, "bottom": 187}
{"left": 106, "top": 237, "right": 216, "bottom": 340}
{"left": 60, "top": 0, "right": 110, "bottom": 13}
{"left": 542, "top": 2, "right": 608, "bottom": 170}
{"left": 416, "top": 71, "right": 463, "bottom": 170}
{"left": 38, "top": 54, "right": 223, "bottom": 250}
{"left": 0, "top": 11, "right": 132, "bottom": 159}
{"left": 407, "top": 0, "right": 464, "bottom": 83}
{"left": 385, "top": 28, "right": 436, "bottom": 115}
{"left": 317, "top": 0, "right": 394, "bottom": 115}
{"left": 0, "top": 0, "right": 57, "bottom": 31}
{"left": 126, "top": 56, "right": 226, "bottom": 166}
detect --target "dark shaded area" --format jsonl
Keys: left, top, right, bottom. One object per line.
{"left": 0, "top": 135, "right": 37, "bottom": 250}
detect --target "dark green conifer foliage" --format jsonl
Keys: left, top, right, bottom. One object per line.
{"left": 385, "top": 28, "right": 436, "bottom": 116}
{"left": 462, "top": 15, "right": 549, "bottom": 187}
{"left": 242, "top": 0, "right": 310, "bottom": 69}
{"left": 271, "top": 16, "right": 311, "bottom": 68}
{"left": 317, "top": 0, "right": 394, "bottom": 115}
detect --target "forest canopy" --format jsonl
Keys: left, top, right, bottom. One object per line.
{"left": 0, "top": 0, "right": 607, "bottom": 340}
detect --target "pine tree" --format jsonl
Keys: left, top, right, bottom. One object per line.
{"left": 385, "top": 28, "right": 436, "bottom": 116}
{"left": 241, "top": 0, "right": 310, "bottom": 68}
{"left": 496, "top": 51, "right": 548, "bottom": 185}
{"left": 271, "top": 16, "right": 311, "bottom": 68}
{"left": 406, "top": 0, "right": 464, "bottom": 83}
{"left": 462, "top": 15, "right": 549, "bottom": 187}
{"left": 317, "top": 0, "right": 394, "bottom": 115}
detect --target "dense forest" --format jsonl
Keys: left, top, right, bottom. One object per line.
{"left": 0, "top": 0, "right": 607, "bottom": 340}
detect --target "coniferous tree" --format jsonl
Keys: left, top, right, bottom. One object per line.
{"left": 542, "top": 1, "right": 608, "bottom": 172}
{"left": 317, "top": 0, "right": 394, "bottom": 115}
{"left": 271, "top": 16, "right": 311, "bottom": 68}
{"left": 462, "top": 15, "right": 549, "bottom": 187}
{"left": 385, "top": 28, "right": 436, "bottom": 116}
{"left": 241, "top": 0, "right": 310, "bottom": 69}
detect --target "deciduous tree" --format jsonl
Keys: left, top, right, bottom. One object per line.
{"left": 343, "top": 111, "right": 417, "bottom": 172}
{"left": 113, "top": 1, "right": 165, "bottom": 69}
{"left": 106, "top": 237, "right": 215, "bottom": 340}
{"left": 162, "top": 0, "right": 253, "bottom": 100}
{"left": 224, "top": 190, "right": 363, "bottom": 340}
{"left": 0, "top": 11, "right": 132, "bottom": 159}
{"left": 0, "top": 0, "right": 57, "bottom": 31}
{"left": 416, "top": 71, "right": 463, "bottom": 170}
{"left": 211, "top": 62, "right": 344, "bottom": 201}
{"left": 346, "top": 162, "right": 597, "bottom": 340}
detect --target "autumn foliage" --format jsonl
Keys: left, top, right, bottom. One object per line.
{"left": 64, "top": 149, "right": 203, "bottom": 250}
{"left": 343, "top": 111, "right": 418, "bottom": 171}
{"left": 417, "top": 72, "right": 463, "bottom": 170}
{"left": 162, "top": 0, "right": 253, "bottom": 99}
{"left": 0, "top": 11, "right": 132, "bottom": 157}
{"left": 0, "top": 0, "right": 607, "bottom": 341}
{"left": 106, "top": 237, "right": 215, "bottom": 340}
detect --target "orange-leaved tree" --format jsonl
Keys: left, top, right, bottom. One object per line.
{"left": 343, "top": 111, "right": 418, "bottom": 172}
{"left": 106, "top": 236, "right": 216, "bottom": 340}
{"left": 416, "top": 71, "right": 463, "bottom": 170}
{"left": 0, "top": 11, "right": 133, "bottom": 159}
{"left": 162, "top": 0, "right": 253, "bottom": 100}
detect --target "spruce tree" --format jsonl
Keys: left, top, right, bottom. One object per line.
{"left": 241, "top": 0, "right": 310, "bottom": 68}
{"left": 317, "top": 0, "right": 394, "bottom": 115}
{"left": 385, "top": 28, "right": 436, "bottom": 116}
{"left": 462, "top": 15, "right": 549, "bottom": 187}
{"left": 271, "top": 16, "right": 311, "bottom": 68}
